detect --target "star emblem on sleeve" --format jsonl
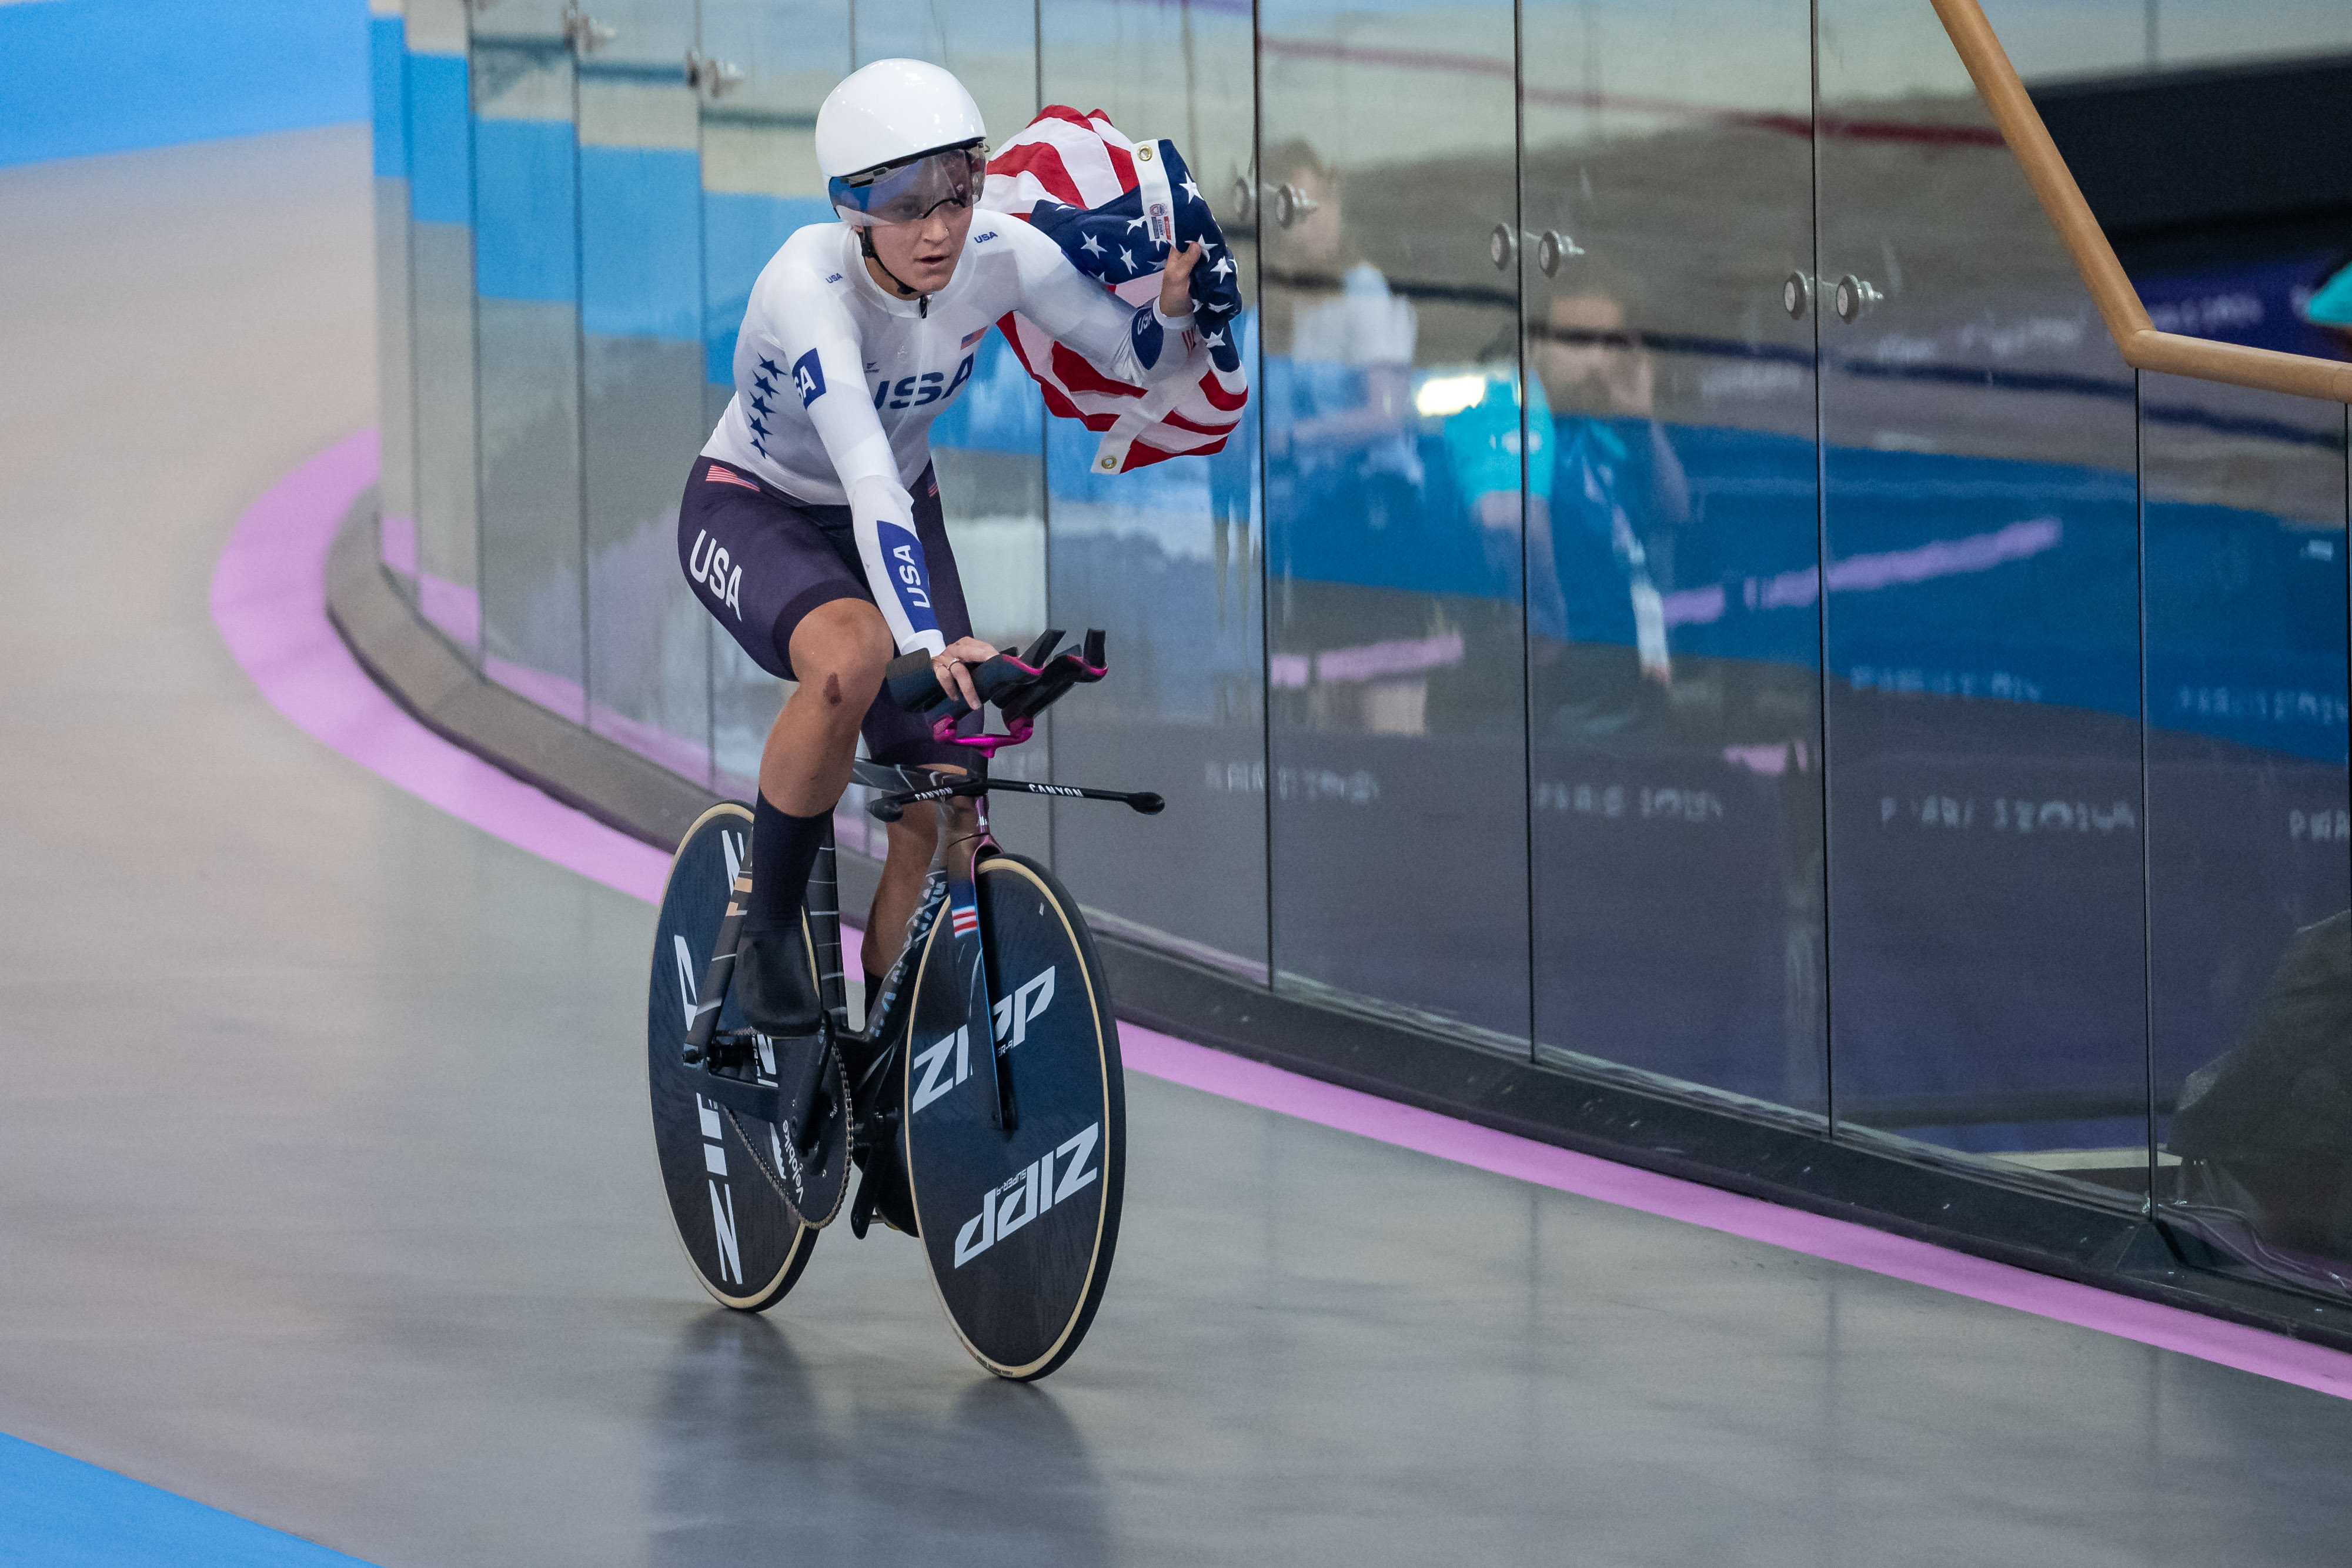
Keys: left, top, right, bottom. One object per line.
{"left": 750, "top": 394, "right": 772, "bottom": 416}
{"left": 757, "top": 357, "right": 781, "bottom": 378}
{"left": 754, "top": 375, "right": 775, "bottom": 396}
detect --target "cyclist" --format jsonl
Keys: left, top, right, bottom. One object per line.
{"left": 677, "top": 58, "right": 1204, "bottom": 1055}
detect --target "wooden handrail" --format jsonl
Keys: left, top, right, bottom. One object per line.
{"left": 1929, "top": 0, "right": 2352, "bottom": 406}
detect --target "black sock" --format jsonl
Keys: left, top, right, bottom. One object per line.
{"left": 744, "top": 795, "right": 827, "bottom": 935}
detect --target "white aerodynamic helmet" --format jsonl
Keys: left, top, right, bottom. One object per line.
{"left": 816, "top": 59, "right": 988, "bottom": 227}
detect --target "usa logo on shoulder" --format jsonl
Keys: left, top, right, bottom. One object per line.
{"left": 793, "top": 348, "right": 825, "bottom": 406}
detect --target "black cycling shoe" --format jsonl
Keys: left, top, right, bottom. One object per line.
{"left": 721, "top": 922, "right": 853, "bottom": 1226}
{"left": 733, "top": 922, "right": 823, "bottom": 1038}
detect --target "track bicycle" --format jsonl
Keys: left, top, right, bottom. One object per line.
{"left": 643, "top": 630, "right": 1162, "bottom": 1380}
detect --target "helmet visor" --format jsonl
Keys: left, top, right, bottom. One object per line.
{"left": 829, "top": 143, "right": 987, "bottom": 228}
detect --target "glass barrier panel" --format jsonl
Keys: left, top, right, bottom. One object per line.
{"left": 696, "top": 1, "right": 850, "bottom": 810}
{"left": 406, "top": 0, "right": 482, "bottom": 658}
{"left": 577, "top": 0, "right": 714, "bottom": 787}
{"left": 1816, "top": 0, "right": 2149, "bottom": 1198}
{"left": 2148, "top": 379, "right": 2351, "bottom": 1292}
{"left": 371, "top": 0, "right": 419, "bottom": 605}
{"left": 1986, "top": 0, "right": 2352, "bottom": 76}
{"left": 1038, "top": 0, "right": 1267, "bottom": 974}
{"left": 472, "top": 0, "right": 586, "bottom": 721}
{"left": 1259, "top": 0, "right": 1530, "bottom": 1048}
{"left": 848, "top": 1, "right": 1053, "bottom": 854}
{"left": 1519, "top": 0, "right": 1826, "bottom": 1115}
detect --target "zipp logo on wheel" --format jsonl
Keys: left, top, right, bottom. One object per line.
{"left": 908, "top": 966, "right": 1055, "bottom": 1115}
{"left": 953, "top": 1123, "right": 1101, "bottom": 1268}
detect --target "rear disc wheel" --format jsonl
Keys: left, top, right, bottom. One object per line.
{"left": 646, "top": 803, "right": 817, "bottom": 1311}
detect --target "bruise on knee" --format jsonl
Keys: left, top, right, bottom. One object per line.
{"left": 824, "top": 672, "right": 843, "bottom": 706}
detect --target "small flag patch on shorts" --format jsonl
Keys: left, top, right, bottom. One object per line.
{"left": 951, "top": 902, "right": 978, "bottom": 937}
{"left": 706, "top": 464, "right": 760, "bottom": 491}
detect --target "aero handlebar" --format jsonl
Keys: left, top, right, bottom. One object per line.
{"left": 884, "top": 628, "right": 1110, "bottom": 745}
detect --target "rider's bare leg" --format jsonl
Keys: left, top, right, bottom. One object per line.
{"left": 764, "top": 598, "right": 960, "bottom": 985}
{"left": 863, "top": 810, "right": 941, "bottom": 979}
{"left": 763, "top": 599, "right": 893, "bottom": 815}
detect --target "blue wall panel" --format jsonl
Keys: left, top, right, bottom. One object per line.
{"left": 0, "top": 0, "right": 368, "bottom": 169}
{"left": 474, "top": 118, "right": 576, "bottom": 303}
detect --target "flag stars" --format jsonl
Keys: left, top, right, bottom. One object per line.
{"left": 1211, "top": 254, "right": 1235, "bottom": 279}
{"left": 1117, "top": 246, "right": 1135, "bottom": 272}
{"left": 750, "top": 394, "right": 772, "bottom": 416}
{"left": 1080, "top": 232, "right": 1105, "bottom": 258}
{"left": 1179, "top": 176, "right": 1201, "bottom": 203}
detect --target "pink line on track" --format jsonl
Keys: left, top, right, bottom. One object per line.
{"left": 215, "top": 432, "right": 2352, "bottom": 1402}
{"left": 210, "top": 430, "right": 669, "bottom": 905}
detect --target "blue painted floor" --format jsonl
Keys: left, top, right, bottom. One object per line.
{"left": 0, "top": 1436, "right": 370, "bottom": 1567}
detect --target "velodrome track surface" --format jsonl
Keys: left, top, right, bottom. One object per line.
{"left": 8, "top": 125, "right": 2352, "bottom": 1567}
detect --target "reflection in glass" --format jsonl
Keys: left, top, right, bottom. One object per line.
{"left": 1040, "top": 0, "right": 1265, "bottom": 970}
{"left": 579, "top": 0, "right": 712, "bottom": 784}
{"left": 2147, "top": 376, "right": 2352, "bottom": 1286}
{"left": 1520, "top": 0, "right": 1825, "bottom": 1114}
{"left": 405, "top": 0, "right": 482, "bottom": 657}
{"left": 472, "top": 0, "right": 585, "bottom": 720}
{"left": 1816, "top": 0, "right": 2147, "bottom": 1192}
{"left": 1260, "top": 0, "right": 1528, "bottom": 1044}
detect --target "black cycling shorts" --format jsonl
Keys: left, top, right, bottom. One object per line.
{"left": 676, "top": 455, "right": 973, "bottom": 767}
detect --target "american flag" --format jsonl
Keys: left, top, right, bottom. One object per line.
{"left": 982, "top": 108, "right": 1250, "bottom": 474}
{"left": 950, "top": 901, "right": 980, "bottom": 938}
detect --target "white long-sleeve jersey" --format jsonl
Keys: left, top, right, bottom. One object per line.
{"left": 703, "top": 218, "right": 1195, "bottom": 656}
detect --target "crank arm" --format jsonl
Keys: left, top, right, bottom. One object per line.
{"left": 687, "top": 1063, "right": 781, "bottom": 1125}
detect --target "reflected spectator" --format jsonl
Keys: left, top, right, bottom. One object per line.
{"left": 2307, "top": 253, "right": 2352, "bottom": 356}
{"left": 1261, "top": 146, "right": 1422, "bottom": 538}
{"left": 1532, "top": 280, "right": 1692, "bottom": 686}
{"left": 1436, "top": 359, "right": 1559, "bottom": 635}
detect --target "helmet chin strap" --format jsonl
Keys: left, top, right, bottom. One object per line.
{"left": 858, "top": 228, "right": 930, "bottom": 318}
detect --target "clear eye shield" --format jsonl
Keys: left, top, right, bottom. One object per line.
{"left": 829, "top": 142, "right": 987, "bottom": 228}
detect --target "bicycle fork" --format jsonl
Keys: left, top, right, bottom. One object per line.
{"left": 938, "top": 788, "right": 1017, "bottom": 1132}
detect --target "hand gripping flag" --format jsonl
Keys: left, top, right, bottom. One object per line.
{"left": 981, "top": 107, "right": 1250, "bottom": 474}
